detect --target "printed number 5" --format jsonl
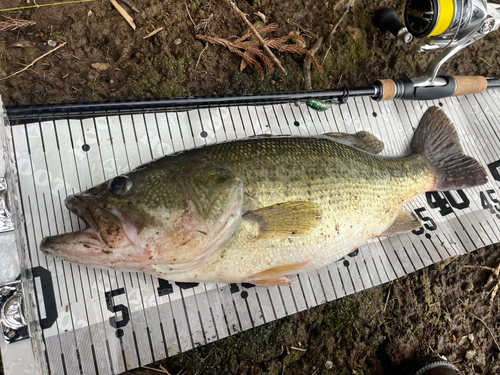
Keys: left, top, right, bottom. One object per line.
{"left": 105, "top": 288, "right": 130, "bottom": 329}
{"left": 412, "top": 207, "right": 437, "bottom": 235}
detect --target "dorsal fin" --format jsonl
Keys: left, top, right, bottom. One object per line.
{"left": 324, "top": 131, "right": 384, "bottom": 154}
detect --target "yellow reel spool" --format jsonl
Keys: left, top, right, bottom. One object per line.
{"left": 429, "top": 0, "right": 456, "bottom": 36}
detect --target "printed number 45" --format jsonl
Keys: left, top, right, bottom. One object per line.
{"left": 412, "top": 207, "right": 437, "bottom": 235}
{"left": 480, "top": 189, "right": 500, "bottom": 213}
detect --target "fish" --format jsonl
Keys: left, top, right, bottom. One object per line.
{"left": 40, "top": 107, "right": 488, "bottom": 286}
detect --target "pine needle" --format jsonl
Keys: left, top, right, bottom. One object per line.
{"left": 196, "top": 28, "right": 323, "bottom": 79}
{"left": 224, "top": 0, "right": 287, "bottom": 75}
{"left": 0, "top": 20, "right": 36, "bottom": 31}
{"left": 235, "top": 23, "right": 278, "bottom": 43}
{"left": 0, "top": 0, "right": 95, "bottom": 12}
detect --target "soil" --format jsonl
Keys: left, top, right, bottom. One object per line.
{"left": 1, "top": 0, "right": 500, "bottom": 107}
{"left": 1, "top": 0, "right": 500, "bottom": 374}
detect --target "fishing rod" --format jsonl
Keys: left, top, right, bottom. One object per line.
{"left": 6, "top": 76, "right": 500, "bottom": 122}
{"left": 4, "top": 0, "right": 500, "bottom": 121}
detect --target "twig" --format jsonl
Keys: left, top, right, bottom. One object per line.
{"left": 142, "top": 365, "right": 173, "bottom": 374}
{"left": 119, "top": 0, "right": 139, "bottom": 13}
{"left": 477, "top": 57, "right": 493, "bottom": 68}
{"left": 185, "top": 3, "right": 196, "bottom": 26}
{"left": 322, "top": 45, "right": 331, "bottom": 65}
{"left": 471, "top": 315, "right": 500, "bottom": 352}
{"left": 195, "top": 43, "right": 209, "bottom": 70}
{"left": 290, "top": 346, "right": 307, "bottom": 352}
{"left": 144, "top": 27, "right": 164, "bottom": 39}
{"left": 303, "top": 37, "right": 323, "bottom": 90}
{"left": 291, "top": 22, "right": 319, "bottom": 39}
{"left": 328, "top": 8, "right": 350, "bottom": 41}
{"left": 383, "top": 282, "right": 392, "bottom": 313}
{"left": 337, "top": 73, "right": 343, "bottom": 87}
{"left": 0, "top": 0, "right": 95, "bottom": 12}
{"left": 0, "top": 42, "right": 67, "bottom": 81}
{"left": 463, "top": 265, "right": 496, "bottom": 272}
{"left": 224, "top": 0, "right": 287, "bottom": 75}
{"left": 110, "top": 0, "right": 136, "bottom": 30}
{"left": 322, "top": 4, "right": 352, "bottom": 64}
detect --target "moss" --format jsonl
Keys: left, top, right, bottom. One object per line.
{"left": 283, "top": 350, "right": 303, "bottom": 370}
{"left": 50, "top": 32, "right": 65, "bottom": 44}
{"left": 139, "top": 68, "right": 164, "bottom": 98}
{"left": 421, "top": 270, "right": 441, "bottom": 324}
{"left": 139, "top": 54, "right": 195, "bottom": 98}
{"left": 310, "top": 24, "right": 372, "bottom": 90}
{"left": 189, "top": 0, "right": 208, "bottom": 12}
{"left": 323, "top": 296, "right": 360, "bottom": 334}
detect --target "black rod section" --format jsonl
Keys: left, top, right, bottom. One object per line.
{"left": 5, "top": 86, "right": 377, "bottom": 122}
{"left": 486, "top": 78, "right": 500, "bottom": 89}
{"left": 5, "top": 78, "right": 500, "bottom": 122}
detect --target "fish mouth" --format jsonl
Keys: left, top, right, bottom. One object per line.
{"left": 39, "top": 194, "right": 128, "bottom": 265}
{"left": 64, "top": 195, "right": 109, "bottom": 247}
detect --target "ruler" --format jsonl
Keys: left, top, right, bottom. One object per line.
{"left": 1, "top": 91, "right": 500, "bottom": 374}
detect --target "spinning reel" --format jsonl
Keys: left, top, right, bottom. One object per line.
{"left": 373, "top": 0, "right": 500, "bottom": 86}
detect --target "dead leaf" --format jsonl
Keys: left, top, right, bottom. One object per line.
{"left": 91, "top": 63, "right": 112, "bottom": 72}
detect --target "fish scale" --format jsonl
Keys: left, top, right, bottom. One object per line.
{"left": 140, "top": 137, "right": 433, "bottom": 282}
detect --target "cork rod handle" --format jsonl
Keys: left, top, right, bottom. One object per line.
{"left": 452, "top": 76, "right": 488, "bottom": 96}
{"left": 377, "top": 79, "right": 397, "bottom": 101}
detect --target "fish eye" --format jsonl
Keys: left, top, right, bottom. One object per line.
{"left": 108, "top": 176, "right": 132, "bottom": 195}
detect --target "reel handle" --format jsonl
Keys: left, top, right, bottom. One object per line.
{"left": 373, "top": 7, "right": 412, "bottom": 42}
{"left": 374, "top": 76, "right": 488, "bottom": 101}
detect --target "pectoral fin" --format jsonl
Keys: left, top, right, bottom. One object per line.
{"left": 245, "top": 260, "right": 312, "bottom": 286}
{"left": 324, "top": 131, "right": 384, "bottom": 154}
{"left": 243, "top": 201, "right": 322, "bottom": 238}
{"left": 381, "top": 211, "right": 422, "bottom": 236}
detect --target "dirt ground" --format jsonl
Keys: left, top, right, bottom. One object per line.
{"left": 1, "top": 0, "right": 500, "bottom": 374}
{"left": 1, "top": 0, "right": 500, "bottom": 107}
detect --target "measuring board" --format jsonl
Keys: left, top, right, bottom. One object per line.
{"left": 2, "top": 91, "right": 500, "bottom": 375}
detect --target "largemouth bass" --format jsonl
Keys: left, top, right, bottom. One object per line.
{"left": 40, "top": 107, "right": 487, "bottom": 286}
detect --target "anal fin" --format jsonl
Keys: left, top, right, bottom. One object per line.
{"left": 381, "top": 211, "right": 422, "bottom": 236}
{"left": 245, "top": 260, "right": 311, "bottom": 286}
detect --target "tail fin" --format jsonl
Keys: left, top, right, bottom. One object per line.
{"left": 411, "top": 107, "right": 488, "bottom": 191}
